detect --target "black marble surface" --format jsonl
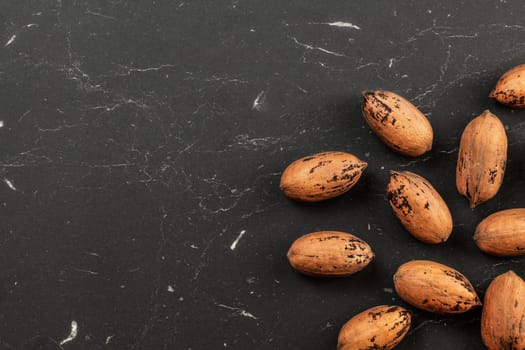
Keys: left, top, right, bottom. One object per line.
{"left": 1, "top": 1, "right": 524, "bottom": 349}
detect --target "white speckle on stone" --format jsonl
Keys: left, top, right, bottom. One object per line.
{"left": 167, "top": 285, "right": 175, "bottom": 293}
{"left": 230, "top": 230, "right": 246, "bottom": 250}
{"left": 326, "top": 21, "right": 360, "bottom": 30}
{"left": 217, "top": 303, "right": 258, "bottom": 319}
{"left": 59, "top": 321, "right": 78, "bottom": 345}
{"left": 5, "top": 35, "right": 16, "bottom": 47}
{"left": 252, "top": 91, "right": 266, "bottom": 111}
{"left": 4, "top": 179, "right": 16, "bottom": 191}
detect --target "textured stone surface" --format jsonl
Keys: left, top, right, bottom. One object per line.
{"left": 0, "top": 1, "right": 524, "bottom": 349}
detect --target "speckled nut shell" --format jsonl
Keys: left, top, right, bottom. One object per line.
{"left": 287, "top": 231, "right": 374, "bottom": 277}
{"left": 482, "top": 271, "right": 525, "bottom": 349}
{"left": 490, "top": 64, "right": 525, "bottom": 107}
{"left": 361, "top": 90, "right": 433, "bottom": 157}
{"left": 474, "top": 208, "right": 525, "bottom": 256}
{"left": 387, "top": 170, "right": 453, "bottom": 244}
{"left": 279, "top": 151, "right": 367, "bottom": 202}
{"left": 393, "top": 260, "right": 481, "bottom": 314}
{"left": 337, "top": 305, "right": 411, "bottom": 350}
{"left": 456, "top": 110, "right": 507, "bottom": 208}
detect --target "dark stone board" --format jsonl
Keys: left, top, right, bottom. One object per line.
{"left": 0, "top": 1, "right": 524, "bottom": 349}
